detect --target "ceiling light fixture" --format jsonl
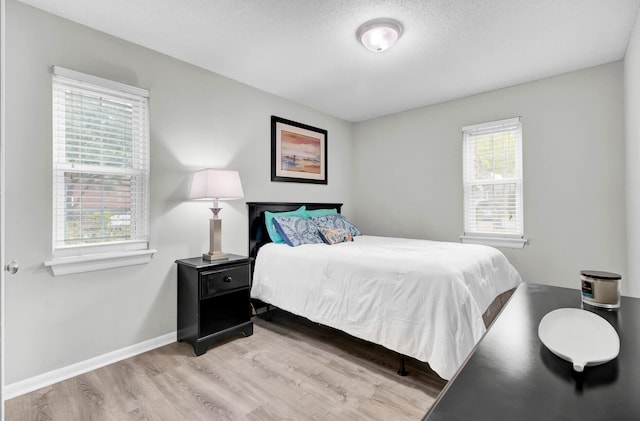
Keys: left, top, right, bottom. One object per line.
{"left": 356, "top": 18, "right": 403, "bottom": 53}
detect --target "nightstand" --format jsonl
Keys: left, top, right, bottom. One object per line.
{"left": 175, "top": 254, "right": 254, "bottom": 356}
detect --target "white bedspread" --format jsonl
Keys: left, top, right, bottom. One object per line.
{"left": 251, "top": 235, "right": 522, "bottom": 380}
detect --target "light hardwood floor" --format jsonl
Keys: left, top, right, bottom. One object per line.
{"left": 5, "top": 310, "right": 447, "bottom": 420}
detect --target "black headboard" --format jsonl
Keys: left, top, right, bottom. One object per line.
{"left": 247, "top": 202, "right": 343, "bottom": 259}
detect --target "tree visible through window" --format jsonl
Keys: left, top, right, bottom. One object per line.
{"left": 462, "top": 117, "right": 523, "bottom": 241}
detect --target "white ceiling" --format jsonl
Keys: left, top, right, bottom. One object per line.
{"left": 17, "top": 0, "right": 640, "bottom": 122}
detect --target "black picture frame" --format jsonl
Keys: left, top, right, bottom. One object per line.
{"left": 271, "top": 115, "right": 327, "bottom": 184}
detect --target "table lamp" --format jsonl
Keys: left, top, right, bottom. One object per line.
{"left": 189, "top": 168, "right": 244, "bottom": 260}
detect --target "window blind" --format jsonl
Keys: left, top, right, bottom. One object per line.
{"left": 462, "top": 117, "right": 523, "bottom": 238}
{"left": 52, "top": 66, "right": 150, "bottom": 256}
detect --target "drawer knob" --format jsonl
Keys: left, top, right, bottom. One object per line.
{"left": 223, "top": 276, "right": 233, "bottom": 283}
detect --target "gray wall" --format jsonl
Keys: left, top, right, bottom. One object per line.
{"left": 352, "top": 62, "right": 628, "bottom": 295}
{"left": 625, "top": 8, "right": 640, "bottom": 299}
{"left": 4, "top": 0, "right": 352, "bottom": 384}
{"left": 4, "top": 0, "right": 636, "bottom": 387}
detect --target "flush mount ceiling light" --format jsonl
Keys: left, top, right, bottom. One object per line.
{"left": 356, "top": 18, "right": 403, "bottom": 52}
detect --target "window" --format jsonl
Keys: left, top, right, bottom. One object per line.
{"left": 45, "top": 66, "right": 156, "bottom": 275}
{"left": 461, "top": 117, "right": 526, "bottom": 248}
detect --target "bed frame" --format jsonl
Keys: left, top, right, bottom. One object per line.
{"left": 246, "top": 201, "right": 513, "bottom": 377}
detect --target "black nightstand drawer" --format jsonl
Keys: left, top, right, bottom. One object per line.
{"left": 200, "top": 264, "right": 250, "bottom": 299}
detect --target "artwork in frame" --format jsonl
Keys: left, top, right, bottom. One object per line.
{"left": 271, "top": 115, "right": 327, "bottom": 184}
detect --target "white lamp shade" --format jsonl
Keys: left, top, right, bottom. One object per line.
{"left": 189, "top": 169, "right": 244, "bottom": 201}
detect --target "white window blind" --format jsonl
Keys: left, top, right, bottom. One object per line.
{"left": 462, "top": 117, "right": 524, "bottom": 246}
{"left": 51, "top": 66, "right": 151, "bottom": 261}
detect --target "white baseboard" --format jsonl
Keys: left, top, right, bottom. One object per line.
{"left": 4, "top": 331, "right": 177, "bottom": 400}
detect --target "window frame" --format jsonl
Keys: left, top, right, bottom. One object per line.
{"left": 460, "top": 117, "right": 527, "bottom": 249}
{"left": 44, "top": 66, "right": 156, "bottom": 275}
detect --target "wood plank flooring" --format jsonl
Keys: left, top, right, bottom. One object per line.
{"left": 5, "top": 310, "right": 447, "bottom": 420}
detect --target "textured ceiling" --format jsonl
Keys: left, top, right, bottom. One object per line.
{"left": 17, "top": 0, "right": 640, "bottom": 122}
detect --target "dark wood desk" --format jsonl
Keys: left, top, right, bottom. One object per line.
{"left": 424, "top": 283, "right": 640, "bottom": 420}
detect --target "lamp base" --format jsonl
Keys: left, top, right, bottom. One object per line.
{"left": 203, "top": 251, "right": 229, "bottom": 261}
{"left": 203, "top": 217, "right": 228, "bottom": 260}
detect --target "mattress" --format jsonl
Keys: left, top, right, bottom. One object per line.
{"left": 251, "top": 235, "right": 522, "bottom": 380}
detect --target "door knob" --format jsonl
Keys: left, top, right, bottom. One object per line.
{"left": 5, "top": 260, "right": 19, "bottom": 275}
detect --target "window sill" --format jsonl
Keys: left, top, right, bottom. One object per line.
{"left": 44, "top": 249, "right": 158, "bottom": 276}
{"left": 460, "top": 235, "right": 528, "bottom": 249}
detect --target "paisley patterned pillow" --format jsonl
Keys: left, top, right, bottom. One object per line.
{"left": 311, "top": 214, "right": 361, "bottom": 237}
{"left": 273, "top": 216, "right": 323, "bottom": 247}
{"left": 318, "top": 228, "right": 353, "bottom": 245}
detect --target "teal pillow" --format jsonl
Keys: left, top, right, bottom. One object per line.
{"left": 264, "top": 206, "right": 307, "bottom": 244}
{"left": 305, "top": 208, "right": 338, "bottom": 218}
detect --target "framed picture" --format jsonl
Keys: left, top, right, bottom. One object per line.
{"left": 271, "top": 115, "right": 327, "bottom": 184}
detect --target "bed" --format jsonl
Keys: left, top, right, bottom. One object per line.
{"left": 247, "top": 202, "right": 522, "bottom": 380}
